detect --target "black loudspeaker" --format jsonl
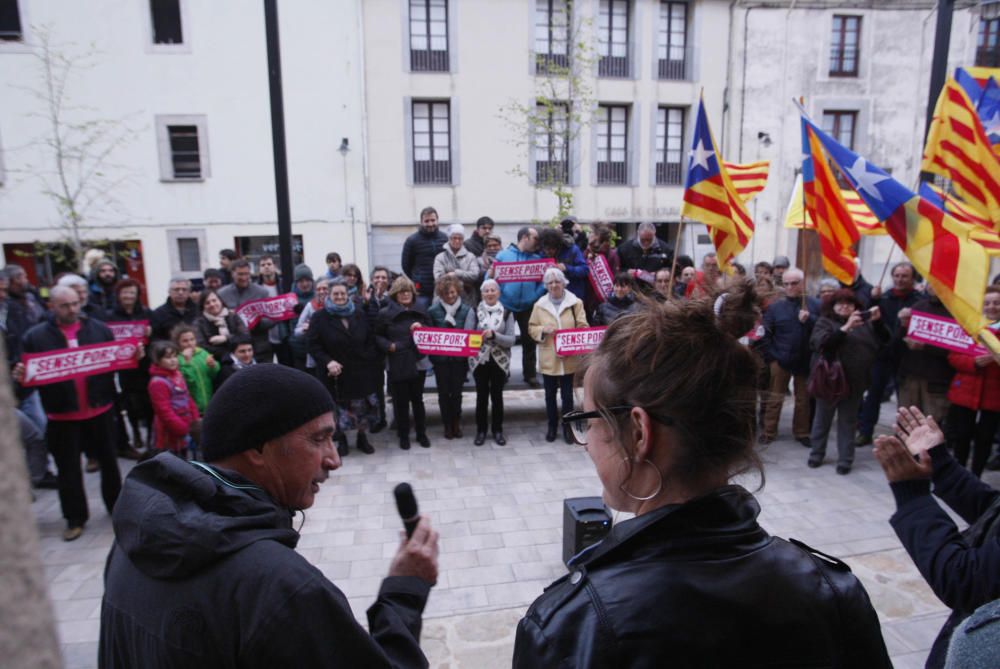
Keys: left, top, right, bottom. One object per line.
{"left": 562, "top": 497, "right": 612, "bottom": 566}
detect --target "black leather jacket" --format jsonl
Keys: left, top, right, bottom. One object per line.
{"left": 513, "top": 486, "right": 890, "bottom": 668}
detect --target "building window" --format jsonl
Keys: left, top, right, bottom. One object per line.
{"left": 156, "top": 115, "right": 209, "bottom": 181}
{"left": 150, "top": 0, "right": 183, "bottom": 44}
{"left": 598, "top": 0, "right": 630, "bottom": 78}
{"left": 234, "top": 235, "right": 304, "bottom": 271}
{"left": 176, "top": 237, "right": 201, "bottom": 272}
{"left": 410, "top": 0, "right": 448, "bottom": 72}
{"left": 658, "top": 2, "right": 687, "bottom": 80}
{"left": 0, "top": 0, "right": 22, "bottom": 41}
{"left": 977, "top": 18, "right": 1000, "bottom": 67}
{"left": 535, "top": 102, "right": 569, "bottom": 183}
{"left": 655, "top": 107, "right": 685, "bottom": 186}
{"left": 412, "top": 100, "right": 452, "bottom": 184}
{"left": 535, "top": 0, "right": 570, "bottom": 74}
{"left": 596, "top": 104, "right": 629, "bottom": 185}
{"left": 822, "top": 110, "right": 857, "bottom": 150}
{"left": 829, "top": 15, "right": 860, "bottom": 77}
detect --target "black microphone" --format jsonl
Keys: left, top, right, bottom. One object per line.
{"left": 393, "top": 482, "right": 419, "bottom": 539}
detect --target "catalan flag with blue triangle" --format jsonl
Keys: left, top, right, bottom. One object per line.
{"left": 681, "top": 96, "right": 754, "bottom": 269}
{"left": 804, "top": 116, "right": 1000, "bottom": 355}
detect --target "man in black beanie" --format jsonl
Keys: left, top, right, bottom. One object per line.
{"left": 99, "top": 364, "right": 439, "bottom": 668}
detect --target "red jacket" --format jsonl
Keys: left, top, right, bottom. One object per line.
{"left": 947, "top": 351, "right": 1000, "bottom": 412}
{"left": 148, "top": 364, "right": 199, "bottom": 452}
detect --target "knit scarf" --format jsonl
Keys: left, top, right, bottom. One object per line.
{"left": 441, "top": 298, "right": 462, "bottom": 326}
{"left": 203, "top": 307, "right": 232, "bottom": 338}
{"left": 471, "top": 301, "right": 510, "bottom": 373}
{"left": 324, "top": 297, "right": 356, "bottom": 317}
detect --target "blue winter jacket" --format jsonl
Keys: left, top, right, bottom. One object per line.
{"left": 554, "top": 244, "right": 589, "bottom": 300}
{"left": 496, "top": 244, "right": 546, "bottom": 313}
{"left": 761, "top": 295, "right": 819, "bottom": 375}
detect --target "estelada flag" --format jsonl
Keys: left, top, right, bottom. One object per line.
{"left": 785, "top": 174, "right": 882, "bottom": 235}
{"left": 681, "top": 96, "right": 754, "bottom": 270}
{"left": 920, "top": 183, "right": 1000, "bottom": 256}
{"left": 806, "top": 116, "right": 1000, "bottom": 355}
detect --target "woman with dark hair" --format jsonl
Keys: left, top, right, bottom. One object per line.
{"left": 308, "top": 281, "right": 380, "bottom": 456}
{"left": 807, "top": 288, "right": 889, "bottom": 474}
{"left": 513, "top": 296, "right": 890, "bottom": 668}
{"left": 584, "top": 222, "right": 621, "bottom": 316}
{"left": 376, "top": 276, "right": 432, "bottom": 450}
{"left": 194, "top": 289, "right": 249, "bottom": 361}
{"left": 428, "top": 275, "right": 471, "bottom": 439}
{"left": 341, "top": 263, "right": 367, "bottom": 305}
{"left": 366, "top": 266, "right": 393, "bottom": 432}
{"left": 593, "top": 272, "right": 639, "bottom": 325}
{"left": 539, "top": 226, "right": 589, "bottom": 301}
{"left": 110, "top": 279, "right": 152, "bottom": 453}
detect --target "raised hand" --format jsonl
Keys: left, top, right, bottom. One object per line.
{"left": 894, "top": 406, "right": 945, "bottom": 455}
{"left": 873, "top": 435, "right": 932, "bottom": 483}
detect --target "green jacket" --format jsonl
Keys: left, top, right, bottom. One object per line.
{"left": 179, "top": 347, "right": 219, "bottom": 414}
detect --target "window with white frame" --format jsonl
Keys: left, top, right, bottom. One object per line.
{"left": 535, "top": 102, "right": 569, "bottom": 184}
{"left": 412, "top": 100, "right": 452, "bottom": 184}
{"left": 176, "top": 237, "right": 201, "bottom": 272}
{"left": 149, "top": 0, "right": 183, "bottom": 44}
{"left": 596, "top": 104, "right": 629, "bottom": 185}
{"left": 598, "top": 0, "right": 630, "bottom": 78}
{"left": 655, "top": 107, "right": 685, "bottom": 185}
{"left": 658, "top": 2, "right": 687, "bottom": 80}
{"left": 156, "top": 115, "right": 209, "bottom": 181}
{"left": 535, "top": 0, "right": 569, "bottom": 74}
{"left": 410, "top": 0, "right": 449, "bottom": 72}
{"left": 0, "top": 0, "right": 22, "bottom": 41}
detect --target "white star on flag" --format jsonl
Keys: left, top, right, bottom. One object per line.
{"left": 983, "top": 110, "right": 1000, "bottom": 138}
{"left": 845, "top": 157, "right": 889, "bottom": 201}
{"left": 689, "top": 139, "right": 714, "bottom": 171}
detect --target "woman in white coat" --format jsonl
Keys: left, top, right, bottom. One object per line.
{"left": 529, "top": 267, "right": 588, "bottom": 443}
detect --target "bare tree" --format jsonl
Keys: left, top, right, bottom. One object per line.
{"left": 14, "top": 27, "right": 139, "bottom": 273}
{"left": 500, "top": 0, "right": 597, "bottom": 224}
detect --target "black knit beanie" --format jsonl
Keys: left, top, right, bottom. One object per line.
{"left": 201, "top": 364, "right": 335, "bottom": 462}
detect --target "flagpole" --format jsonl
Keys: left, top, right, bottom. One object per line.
{"left": 876, "top": 244, "right": 895, "bottom": 291}
{"left": 798, "top": 173, "right": 808, "bottom": 310}
{"left": 667, "top": 218, "right": 686, "bottom": 299}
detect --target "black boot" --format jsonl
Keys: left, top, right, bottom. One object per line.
{"left": 399, "top": 435, "right": 411, "bottom": 450}
{"left": 474, "top": 432, "right": 486, "bottom": 446}
{"left": 356, "top": 432, "right": 374, "bottom": 454}
{"left": 562, "top": 424, "right": 574, "bottom": 445}
{"left": 335, "top": 431, "right": 349, "bottom": 457}
{"left": 416, "top": 433, "right": 431, "bottom": 448}
{"left": 545, "top": 425, "right": 557, "bottom": 442}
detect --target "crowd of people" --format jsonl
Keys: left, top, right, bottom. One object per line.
{"left": 3, "top": 208, "right": 999, "bottom": 543}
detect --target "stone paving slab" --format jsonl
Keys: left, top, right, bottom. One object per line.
{"left": 29, "top": 391, "right": 998, "bottom": 668}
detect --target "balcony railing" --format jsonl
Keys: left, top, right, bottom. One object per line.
{"left": 597, "top": 160, "right": 628, "bottom": 185}
{"left": 536, "top": 160, "right": 569, "bottom": 184}
{"left": 414, "top": 159, "right": 452, "bottom": 184}
{"left": 657, "top": 46, "right": 692, "bottom": 81}
{"left": 536, "top": 52, "right": 569, "bottom": 75}
{"left": 411, "top": 49, "right": 449, "bottom": 72}
{"left": 598, "top": 54, "right": 630, "bottom": 78}
{"left": 655, "top": 162, "right": 683, "bottom": 186}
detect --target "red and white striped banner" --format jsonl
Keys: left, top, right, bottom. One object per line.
{"left": 587, "top": 255, "right": 614, "bottom": 303}
{"left": 493, "top": 259, "right": 554, "bottom": 283}
{"left": 236, "top": 293, "right": 299, "bottom": 329}
{"left": 554, "top": 327, "right": 607, "bottom": 356}
{"left": 106, "top": 320, "right": 149, "bottom": 343}
{"left": 21, "top": 339, "right": 141, "bottom": 387}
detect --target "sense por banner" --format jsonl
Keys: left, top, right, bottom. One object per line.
{"left": 106, "top": 320, "right": 149, "bottom": 342}
{"left": 236, "top": 293, "right": 299, "bottom": 329}
{"left": 907, "top": 310, "right": 989, "bottom": 356}
{"left": 493, "top": 259, "right": 555, "bottom": 283}
{"left": 587, "top": 255, "right": 614, "bottom": 303}
{"left": 21, "top": 339, "right": 141, "bottom": 387}
{"left": 414, "top": 327, "right": 483, "bottom": 357}
{"left": 554, "top": 327, "right": 607, "bottom": 356}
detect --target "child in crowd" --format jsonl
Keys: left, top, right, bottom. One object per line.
{"left": 215, "top": 335, "right": 257, "bottom": 388}
{"left": 171, "top": 324, "right": 219, "bottom": 416}
{"left": 147, "top": 340, "right": 201, "bottom": 459}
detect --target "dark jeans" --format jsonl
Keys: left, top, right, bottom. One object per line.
{"left": 434, "top": 361, "right": 466, "bottom": 425}
{"left": 474, "top": 358, "right": 507, "bottom": 433}
{"left": 514, "top": 309, "right": 537, "bottom": 381}
{"left": 809, "top": 392, "right": 864, "bottom": 468}
{"left": 47, "top": 409, "right": 121, "bottom": 527}
{"left": 543, "top": 374, "right": 574, "bottom": 430}
{"left": 121, "top": 388, "right": 152, "bottom": 449}
{"left": 391, "top": 372, "right": 427, "bottom": 438}
{"left": 948, "top": 404, "right": 1000, "bottom": 478}
{"left": 857, "top": 358, "right": 894, "bottom": 438}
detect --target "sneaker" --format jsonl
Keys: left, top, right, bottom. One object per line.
{"left": 855, "top": 433, "right": 873, "bottom": 447}
{"left": 356, "top": 432, "right": 374, "bottom": 455}
{"left": 34, "top": 472, "right": 59, "bottom": 490}
{"left": 62, "top": 526, "right": 83, "bottom": 542}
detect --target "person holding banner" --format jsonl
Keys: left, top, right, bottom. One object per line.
{"left": 593, "top": 273, "right": 639, "bottom": 326}
{"left": 109, "top": 279, "right": 152, "bottom": 454}
{"left": 218, "top": 259, "right": 275, "bottom": 364}
{"left": 944, "top": 286, "right": 1000, "bottom": 478}
{"left": 195, "top": 289, "right": 249, "bottom": 361}
{"left": 466, "top": 279, "right": 515, "bottom": 446}
{"left": 617, "top": 222, "right": 672, "bottom": 275}
{"left": 376, "top": 277, "right": 432, "bottom": 450}
{"left": 895, "top": 283, "right": 953, "bottom": 427}
{"left": 539, "top": 227, "right": 589, "bottom": 302}
{"left": 584, "top": 223, "right": 621, "bottom": 315}
{"left": 529, "top": 267, "right": 588, "bottom": 443}
{"left": 428, "top": 276, "right": 473, "bottom": 439}
{"left": 496, "top": 226, "right": 546, "bottom": 389}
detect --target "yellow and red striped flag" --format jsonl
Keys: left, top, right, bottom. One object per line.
{"left": 723, "top": 160, "right": 769, "bottom": 204}
{"left": 681, "top": 97, "right": 754, "bottom": 269}
{"left": 921, "top": 76, "right": 1000, "bottom": 233}
{"left": 921, "top": 183, "right": 1000, "bottom": 256}
{"left": 801, "top": 120, "right": 859, "bottom": 284}
{"left": 784, "top": 175, "right": 882, "bottom": 236}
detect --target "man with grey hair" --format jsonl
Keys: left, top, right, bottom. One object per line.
{"left": 150, "top": 276, "right": 198, "bottom": 341}
{"left": 618, "top": 222, "right": 673, "bottom": 274}
{"left": 57, "top": 273, "right": 107, "bottom": 321}
{"left": 759, "top": 268, "right": 819, "bottom": 446}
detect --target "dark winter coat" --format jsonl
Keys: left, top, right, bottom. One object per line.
{"left": 216, "top": 283, "right": 274, "bottom": 363}
{"left": 593, "top": 293, "right": 638, "bottom": 325}
{"left": 894, "top": 296, "right": 954, "bottom": 390}
{"left": 616, "top": 236, "right": 673, "bottom": 274}
{"left": 547, "top": 244, "right": 589, "bottom": 301}
{"left": 875, "top": 288, "right": 923, "bottom": 362}
{"left": 99, "top": 454, "right": 430, "bottom": 668}
{"left": 513, "top": 486, "right": 890, "bottom": 668}
{"left": 427, "top": 300, "right": 472, "bottom": 367}
{"left": 839, "top": 274, "right": 875, "bottom": 308}
{"left": 307, "top": 307, "right": 379, "bottom": 402}
{"left": 193, "top": 312, "right": 249, "bottom": 361}
{"left": 888, "top": 444, "right": 1000, "bottom": 668}
{"left": 375, "top": 301, "right": 431, "bottom": 383}
{"left": 149, "top": 299, "right": 199, "bottom": 342}
{"left": 810, "top": 314, "right": 890, "bottom": 397}
{"left": 401, "top": 228, "right": 448, "bottom": 297}
{"left": 21, "top": 315, "right": 117, "bottom": 414}
{"left": 761, "top": 295, "right": 820, "bottom": 375}
{"left": 108, "top": 304, "right": 152, "bottom": 395}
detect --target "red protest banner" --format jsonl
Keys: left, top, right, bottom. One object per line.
{"left": 554, "top": 327, "right": 607, "bottom": 356}
{"left": 106, "top": 320, "right": 149, "bottom": 343}
{"left": 907, "top": 310, "right": 990, "bottom": 356}
{"left": 21, "top": 339, "right": 141, "bottom": 387}
{"left": 236, "top": 293, "right": 299, "bottom": 329}
{"left": 413, "top": 327, "right": 484, "bottom": 357}
{"left": 493, "top": 258, "right": 555, "bottom": 283}
{"left": 587, "top": 255, "right": 614, "bottom": 303}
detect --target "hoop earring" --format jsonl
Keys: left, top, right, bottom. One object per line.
{"left": 619, "top": 458, "right": 663, "bottom": 502}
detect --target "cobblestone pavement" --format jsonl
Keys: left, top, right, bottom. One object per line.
{"left": 32, "top": 390, "right": 996, "bottom": 668}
